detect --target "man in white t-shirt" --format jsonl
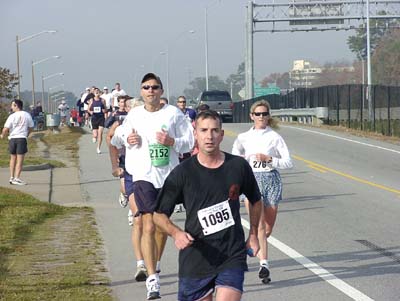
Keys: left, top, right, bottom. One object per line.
{"left": 0, "top": 99, "right": 34, "bottom": 185}
{"left": 111, "top": 82, "right": 126, "bottom": 110}
{"left": 80, "top": 87, "right": 90, "bottom": 125}
{"left": 101, "top": 86, "right": 113, "bottom": 117}
{"left": 124, "top": 73, "right": 194, "bottom": 300}
{"left": 58, "top": 100, "right": 70, "bottom": 126}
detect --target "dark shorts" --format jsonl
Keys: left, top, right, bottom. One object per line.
{"left": 132, "top": 180, "right": 160, "bottom": 214}
{"left": 178, "top": 268, "right": 245, "bottom": 301}
{"left": 9, "top": 138, "right": 28, "bottom": 155}
{"left": 91, "top": 116, "right": 105, "bottom": 129}
{"left": 118, "top": 155, "right": 125, "bottom": 169}
{"left": 124, "top": 172, "right": 134, "bottom": 198}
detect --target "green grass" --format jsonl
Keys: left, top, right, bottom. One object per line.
{"left": 0, "top": 126, "right": 84, "bottom": 168}
{"left": 0, "top": 187, "right": 111, "bottom": 300}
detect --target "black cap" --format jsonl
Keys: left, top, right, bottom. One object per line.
{"left": 141, "top": 73, "right": 163, "bottom": 90}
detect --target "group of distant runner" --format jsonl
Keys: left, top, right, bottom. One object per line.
{"left": 73, "top": 72, "right": 293, "bottom": 301}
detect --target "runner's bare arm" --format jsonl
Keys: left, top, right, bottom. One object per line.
{"left": 246, "top": 199, "right": 262, "bottom": 256}
{"left": 153, "top": 212, "right": 194, "bottom": 250}
{"left": 106, "top": 122, "right": 118, "bottom": 147}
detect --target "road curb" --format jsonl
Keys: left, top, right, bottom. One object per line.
{"left": 22, "top": 163, "right": 52, "bottom": 171}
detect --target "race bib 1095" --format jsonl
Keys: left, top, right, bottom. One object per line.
{"left": 197, "top": 200, "right": 235, "bottom": 236}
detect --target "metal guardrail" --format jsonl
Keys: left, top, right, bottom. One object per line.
{"left": 271, "top": 107, "right": 328, "bottom": 125}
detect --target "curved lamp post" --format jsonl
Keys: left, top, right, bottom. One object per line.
{"left": 16, "top": 30, "right": 57, "bottom": 98}
{"left": 31, "top": 55, "right": 61, "bottom": 106}
{"left": 161, "top": 30, "right": 195, "bottom": 101}
{"left": 41, "top": 73, "right": 64, "bottom": 112}
{"left": 49, "top": 87, "right": 65, "bottom": 113}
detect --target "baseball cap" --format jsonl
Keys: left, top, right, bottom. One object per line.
{"left": 85, "top": 87, "right": 90, "bottom": 91}
{"left": 61, "top": 100, "right": 66, "bottom": 104}
{"left": 141, "top": 73, "right": 163, "bottom": 90}
{"left": 103, "top": 86, "right": 108, "bottom": 90}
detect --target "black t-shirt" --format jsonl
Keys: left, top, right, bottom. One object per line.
{"left": 156, "top": 152, "right": 261, "bottom": 278}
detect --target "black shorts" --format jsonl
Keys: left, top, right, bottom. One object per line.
{"left": 9, "top": 138, "right": 28, "bottom": 155}
{"left": 91, "top": 116, "right": 105, "bottom": 129}
{"left": 118, "top": 155, "right": 125, "bottom": 169}
{"left": 133, "top": 181, "right": 160, "bottom": 214}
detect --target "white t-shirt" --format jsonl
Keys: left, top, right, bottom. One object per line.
{"left": 4, "top": 110, "right": 34, "bottom": 139}
{"left": 81, "top": 92, "right": 89, "bottom": 111}
{"left": 110, "top": 124, "right": 126, "bottom": 156}
{"left": 122, "top": 104, "right": 194, "bottom": 188}
{"left": 101, "top": 93, "right": 113, "bottom": 109}
{"left": 232, "top": 126, "right": 293, "bottom": 172}
{"left": 58, "top": 103, "right": 70, "bottom": 117}
{"left": 111, "top": 89, "right": 127, "bottom": 108}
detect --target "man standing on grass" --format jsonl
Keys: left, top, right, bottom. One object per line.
{"left": 0, "top": 99, "right": 34, "bottom": 185}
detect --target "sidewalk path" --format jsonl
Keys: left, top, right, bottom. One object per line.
{"left": 78, "top": 131, "right": 181, "bottom": 300}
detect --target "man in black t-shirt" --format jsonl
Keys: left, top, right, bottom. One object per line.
{"left": 154, "top": 110, "right": 262, "bottom": 301}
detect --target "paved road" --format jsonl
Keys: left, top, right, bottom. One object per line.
{"left": 79, "top": 123, "right": 400, "bottom": 301}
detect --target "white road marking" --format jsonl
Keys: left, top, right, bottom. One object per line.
{"left": 241, "top": 218, "right": 374, "bottom": 301}
{"left": 284, "top": 125, "right": 400, "bottom": 155}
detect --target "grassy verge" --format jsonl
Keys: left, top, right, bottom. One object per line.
{"left": 0, "top": 187, "right": 111, "bottom": 300}
{"left": 41, "top": 126, "right": 84, "bottom": 165}
{"left": 0, "top": 126, "right": 84, "bottom": 168}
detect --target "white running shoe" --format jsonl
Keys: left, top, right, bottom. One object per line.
{"left": 135, "top": 264, "right": 148, "bottom": 282}
{"left": 119, "top": 192, "right": 128, "bottom": 208}
{"left": 174, "top": 204, "right": 183, "bottom": 213}
{"left": 96, "top": 147, "right": 101, "bottom": 154}
{"left": 128, "top": 210, "right": 134, "bottom": 226}
{"left": 146, "top": 276, "right": 161, "bottom": 300}
{"left": 9, "top": 177, "right": 14, "bottom": 184}
{"left": 11, "top": 178, "right": 26, "bottom": 185}
{"left": 92, "top": 137, "right": 97, "bottom": 143}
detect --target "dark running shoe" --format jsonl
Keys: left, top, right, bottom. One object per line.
{"left": 259, "top": 265, "right": 271, "bottom": 284}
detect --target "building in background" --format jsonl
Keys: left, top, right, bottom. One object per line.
{"left": 289, "top": 60, "right": 322, "bottom": 89}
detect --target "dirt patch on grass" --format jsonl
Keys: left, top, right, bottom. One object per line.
{"left": 30, "top": 126, "right": 84, "bottom": 168}
{"left": 0, "top": 206, "right": 111, "bottom": 300}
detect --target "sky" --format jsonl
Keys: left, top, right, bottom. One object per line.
{"left": 0, "top": 0, "right": 356, "bottom": 100}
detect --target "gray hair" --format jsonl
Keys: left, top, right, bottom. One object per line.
{"left": 130, "top": 97, "right": 144, "bottom": 108}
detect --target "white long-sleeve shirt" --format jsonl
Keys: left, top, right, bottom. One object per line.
{"left": 122, "top": 104, "right": 194, "bottom": 188}
{"left": 232, "top": 126, "right": 293, "bottom": 172}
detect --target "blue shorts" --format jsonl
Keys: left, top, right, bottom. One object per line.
{"left": 132, "top": 181, "right": 160, "bottom": 214}
{"left": 254, "top": 169, "right": 282, "bottom": 207}
{"left": 124, "top": 172, "right": 135, "bottom": 199}
{"left": 178, "top": 268, "right": 244, "bottom": 301}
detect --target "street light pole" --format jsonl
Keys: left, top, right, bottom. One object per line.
{"left": 32, "top": 56, "right": 61, "bottom": 106}
{"left": 205, "top": 7, "right": 209, "bottom": 91}
{"left": 160, "top": 30, "right": 195, "bottom": 101}
{"left": 15, "top": 30, "right": 57, "bottom": 99}
{"left": 42, "top": 72, "right": 64, "bottom": 112}
{"left": 203, "top": 1, "right": 222, "bottom": 91}
{"left": 16, "top": 35, "right": 21, "bottom": 98}
{"left": 366, "top": 0, "right": 373, "bottom": 121}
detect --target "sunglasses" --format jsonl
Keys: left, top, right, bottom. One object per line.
{"left": 252, "top": 112, "right": 270, "bottom": 117}
{"left": 177, "top": 101, "right": 186, "bottom": 103}
{"left": 142, "top": 85, "right": 161, "bottom": 90}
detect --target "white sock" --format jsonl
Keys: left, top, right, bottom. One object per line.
{"left": 156, "top": 261, "right": 161, "bottom": 272}
{"left": 260, "top": 260, "right": 269, "bottom": 268}
{"left": 137, "top": 260, "right": 145, "bottom": 267}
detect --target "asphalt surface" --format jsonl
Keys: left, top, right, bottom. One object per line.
{"left": 2, "top": 123, "right": 398, "bottom": 300}
{"left": 78, "top": 123, "right": 400, "bottom": 301}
